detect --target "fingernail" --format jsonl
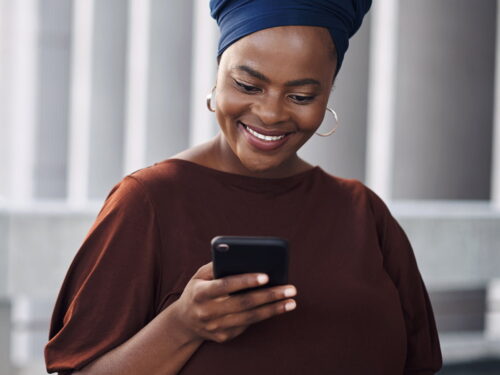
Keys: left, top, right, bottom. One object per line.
{"left": 284, "top": 287, "right": 297, "bottom": 298}
{"left": 257, "top": 274, "right": 269, "bottom": 285}
{"left": 285, "top": 300, "right": 296, "bottom": 311}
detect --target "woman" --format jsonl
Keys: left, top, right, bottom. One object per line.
{"left": 45, "top": 0, "right": 442, "bottom": 374}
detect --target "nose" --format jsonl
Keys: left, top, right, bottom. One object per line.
{"left": 253, "top": 93, "right": 290, "bottom": 126}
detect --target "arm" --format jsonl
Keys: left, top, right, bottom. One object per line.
{"left": 366, "top": 187, "right": 442, "bottom": 374}
{"left": 71, "top": 263, "right": 296, "bottom": 375}
{"left": 46, "top": 177, "right": 296, "bottom": 374}
{"left": 71, "top": 301, "right": 203, "bottom": 375}
{"left": 383, "top": 224, "right": 442, "bottom": 375}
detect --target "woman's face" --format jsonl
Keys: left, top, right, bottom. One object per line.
{"left": 214, "top": 25, "right": 337, "bottom": 177}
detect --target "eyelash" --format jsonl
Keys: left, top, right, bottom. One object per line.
{"left": 234, "top": 80, "right": 260, "bottom": 93}
{"left": 233, "top": 79, "right": 316, "bottom": 105}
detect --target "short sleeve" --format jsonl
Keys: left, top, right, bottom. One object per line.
{"left": 44, "top": 176, "right": 162, "bottom": 374}
{"left": 366, "top": 187, "right": 443, "bottom": 374}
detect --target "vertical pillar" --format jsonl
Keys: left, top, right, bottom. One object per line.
{"left": 0, "top": 0, "right": 10, "bottom": 203}
{"left": 7, "top": 0, "right": 39, "bottom": 204}
{"left": 123, "top": 0, "right": 150, "bottom": 175}
{"left": 486, "top": 278, "right": 500, "bottom": 340}
{"left": 0, "top": 298, "right": 12, "bottom": 375}
{"left": 34, "top": 0, "right": 72, "bottom": 199}
{"left": 87, "top": 0, "right": 128, "bottom": 199}
{"left": 189, "top": 0, "right": 219, "bottom": 147}
{"left": 145, "top": 0, "right": 194, "bottom": 165}
{"left": 393, "top": 1, "right": 494, "bottom": 201}
{"left": 0, "top": 4, "right": 12, "bottom": 366}
{"left": 365, "top": 0, "right": 399, "bottom": 202}
{"left": 67, "top": 0, "right": 94, "bottom": 206}
{"left": 492, "top": 0, "right": 500, "bottom": 209}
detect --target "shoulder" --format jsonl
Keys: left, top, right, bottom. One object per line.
{"left": 97, "top": 159, "right": 189, "bottom": 215}
{"left": 316, "top": 169, "right": 375, "bottom": 203}
{"left": 316, "top": 169, "right": 393, "bottom": 220}
{"left": 123, "top": 158, "right": 196, "bottom": 194}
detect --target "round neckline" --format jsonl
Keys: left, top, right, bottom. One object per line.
{"left": 165, "top": 158, "right": 321, "bottom": 193}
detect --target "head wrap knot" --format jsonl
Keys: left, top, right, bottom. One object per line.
{"left": 210, "top": 0, "right": 372, "bottom": 73}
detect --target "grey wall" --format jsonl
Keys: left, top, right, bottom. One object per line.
{"left": 393, "top": 0, "right": 496, "bottom": 200}
{"left": 6, "top": 211, "right": 95, "bottom": 296}
{"left": 0, "top": 298, "right": 12, "bottom": 375}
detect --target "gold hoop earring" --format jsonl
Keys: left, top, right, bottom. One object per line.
{"left": 206, "top": 86, "right": 216, "bottom": 112}
{"left": 315, "top": 107, "right": 339, "bottom": 137}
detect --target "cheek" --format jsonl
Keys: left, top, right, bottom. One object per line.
{"left": 215, "top": 88, "right": 248, "bottom": 123}
{"left": 295, "top": 106, "right": 327, "bottom": 132}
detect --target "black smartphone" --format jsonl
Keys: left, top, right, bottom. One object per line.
{"left": 211, "top": 236, "right": 289, "bottom": 292}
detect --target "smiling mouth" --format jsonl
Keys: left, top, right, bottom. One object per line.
{"left": 239, "top": 122, "right": 292, "bottom": 142}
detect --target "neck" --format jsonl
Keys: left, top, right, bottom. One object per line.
{"left": 208, "top": 132, "right": 309, "bottom": 178}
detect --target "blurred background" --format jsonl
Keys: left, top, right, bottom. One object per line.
{"left": 0, "top": 0, "right": 499, "bottom": 374}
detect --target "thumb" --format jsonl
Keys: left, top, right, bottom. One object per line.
{"left": 193, "top": 262, "right": 214, "bottom": 281}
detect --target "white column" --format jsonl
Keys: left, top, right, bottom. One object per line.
{"left": 486, "top": 278, "right": 500, "bottom": 339}
{"left": 491, "top": 0, "right": 500, "bottom": 209}
{"left": 8, "top": 0, "right": 39, "bottom": 204}
{"left": 123, "top": 0, "right": 151, "bottom": 175}
{"left": 365, "top": 0, "right": 399, "bottom": 202}
{"left": 189, "top": 0, "right": 219, "bottom": 147}
{"left": 0, "top": 0, "right": 11, "bottom": 204}
{"left": 67, "top": 0, "right": 94, "bottom": 206}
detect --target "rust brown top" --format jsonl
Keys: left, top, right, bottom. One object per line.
{"left": 45, "top": 158, "right": 442, "bottom": 374}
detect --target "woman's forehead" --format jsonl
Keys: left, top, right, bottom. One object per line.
{"left": 220, "top": 26, "right": 336, "bottom": 82}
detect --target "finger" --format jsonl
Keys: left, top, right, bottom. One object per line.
{"left": 198, "top": 273, "right": 269, "bottom": 300}
{"left": 192, "top": 262, "right": 214, "bottom": 281}
{"left": 194, "top": 285, "right": 296, "bottom": 322}
{"left": 205, "top": 298, "right": 297, "bottom": 332}
{"left": 220, "top": 285, "right": 297, "bottom": 315}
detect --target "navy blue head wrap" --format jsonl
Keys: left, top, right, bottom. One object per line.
{"left": 210, "top": 0, "right": 372, "bottom": 73}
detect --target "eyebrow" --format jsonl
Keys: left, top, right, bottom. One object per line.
{"left": 234, "top": 65, "right": 321, "bottom": 88}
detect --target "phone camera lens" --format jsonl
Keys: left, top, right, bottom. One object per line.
{"left": 216, "top": 244, "right": 229, "bottom": 252}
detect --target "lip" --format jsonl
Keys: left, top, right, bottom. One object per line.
{"left": 238, "top": 121, "right": 292, "bottom": 151}
{"left": 243, "top": 122, "right": 292, "bottom": 137}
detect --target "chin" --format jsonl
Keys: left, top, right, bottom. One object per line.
{"left": 240, "top": 155, "right": 284, "bottom": 175}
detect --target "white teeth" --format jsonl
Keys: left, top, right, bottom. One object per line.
{"left": 244, "top": 124, "right": 286, "bottom": 141}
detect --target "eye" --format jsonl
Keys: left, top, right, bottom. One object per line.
{"left": 289, "top": 94, "right": 316, "bottom": 104}
{"left": 234, "top": 79, "right": 261, "bottom": 94}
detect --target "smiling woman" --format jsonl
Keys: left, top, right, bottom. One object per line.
{"left": 211, "top": 25, "right": 336, "bottom": 177}
{"left": 44, "top": 1, "right": 442, "bottom": 375}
